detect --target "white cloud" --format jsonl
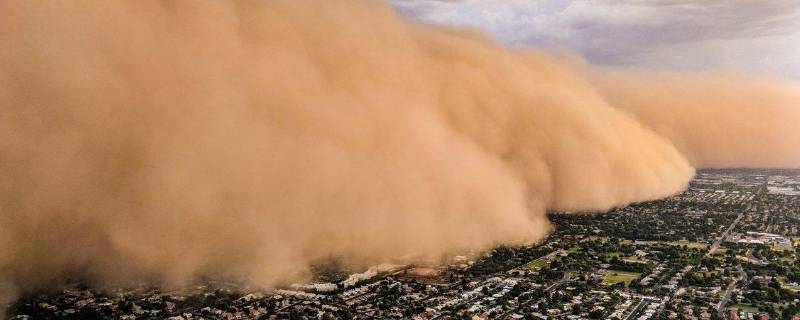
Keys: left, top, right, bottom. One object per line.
{"left": 391, "top": 0, "right": 800, "bottom": 79}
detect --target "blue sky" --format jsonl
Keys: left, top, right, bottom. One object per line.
{"left": 391, "top": 0, "right": 800, "bottom": 79}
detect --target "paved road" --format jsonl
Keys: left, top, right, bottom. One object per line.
{"left": 624, "top": 299, "right": 646, "bottom": 320}
{"left": 717, "top": 265, "right": 746, "bottom": 313}
{"left": 496, "top": 272, "right": 572, "bottom": 320}
{"left": 546, "top": 272, "right": 571, "bottom": 293}
{"left": 745, "top": 249, "right": 768, "bottom": 266}
{"left": 711, "top": 182, "right": 765, "bottom": 314}
{"left": 709, "top": 184, "right": 766, "bottom": 256}
{"left": 706, "top": 209, "right": 747, "bottom": 314}
{"left": 708, "top": 211, "right": 744, "bottom": 256}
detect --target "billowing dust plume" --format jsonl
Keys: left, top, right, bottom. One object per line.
{"left": 0, "top": 0, "right": 797, "bottom": 299}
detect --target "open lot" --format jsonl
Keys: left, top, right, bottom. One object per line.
{"left": 731, "top": 304, "right": 759, "bottom": 313}
{"left": 602, "top": 271, "right": 640, "bottom": 286}
{"left": 524, "top": 258, "right": 548, "bottom": 270}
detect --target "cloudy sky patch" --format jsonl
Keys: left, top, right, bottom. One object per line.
{"left": 391, "top": 0, "right": 800, "bottom": 79}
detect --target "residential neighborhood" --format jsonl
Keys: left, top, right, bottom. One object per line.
{"left": 7, "top": 169, "right": 800, "bottom": 320}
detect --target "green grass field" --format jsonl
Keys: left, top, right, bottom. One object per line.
{"left": 622, "top": 257, "right": 648, "bottom": 264}
{"left": 585, "top": 236, "right": 608, "bottom": 242}
{"left": 785, "top": 285, "right": 800, "bottom": 293}
{"left": 695, "top": 271, "right": 719, "bottom": 278}
{"left": 566, "top": 246, "right": 580, "bottom": 254}
{"left": 731, "top": 304, "right": 759, "bottom": 313}
{"left": 712, "top": 247, "right": 728, "bottom": 255}
{"left": 777, "top": 277, "right": 800, "bottom": 292}
{"left": 668, "top": 241, "right": 708, "bottom": 249}
{"left": 772, "top": 244, "right": 795, "bottom": 252}
{"left": 602, "top": 271, "right": 640, "bottom": 286}
{"left": 525, "top": 258, "right": 549, "bottom": 270}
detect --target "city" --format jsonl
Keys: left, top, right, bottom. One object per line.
{"left": 7, "top": 169, "right": 800, "bottom": 320}
{"left": 2, "top": 2, "right": 800, "bottom": 320}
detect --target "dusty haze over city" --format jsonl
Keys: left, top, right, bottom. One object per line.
{"left": 0, "top": 1, "right": 798, "bottom": 316}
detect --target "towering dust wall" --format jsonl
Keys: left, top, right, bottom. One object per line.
{"left": 0, "top": 0, "right": 797, "bottom": 301}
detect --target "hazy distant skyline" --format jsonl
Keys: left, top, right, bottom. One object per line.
{"left": 392, "top": 0, "right": 800, "bottom": 79}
